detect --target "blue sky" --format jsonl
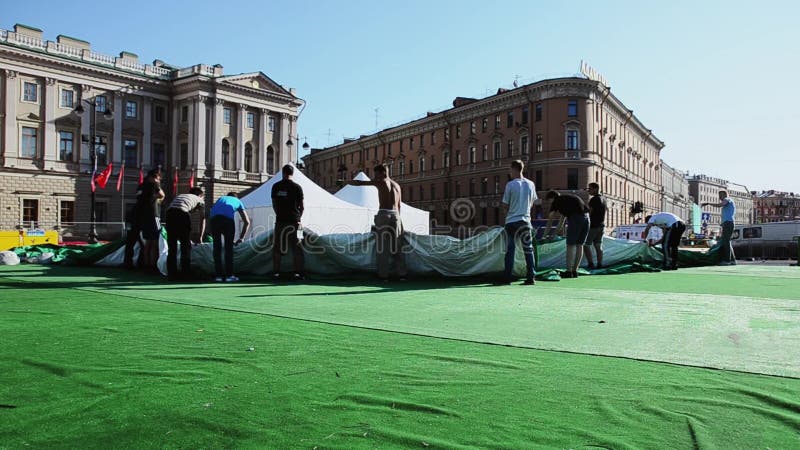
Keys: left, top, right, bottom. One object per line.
{"left": 4, "top": 0, "right": 798, "bottom": 191}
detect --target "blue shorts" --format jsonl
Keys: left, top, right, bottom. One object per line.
{"left": 566, "top": 214, "right": 590, "bottom": 246}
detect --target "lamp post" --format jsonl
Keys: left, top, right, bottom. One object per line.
{"left": 74, "top": 98, "right": 112, "bottom": 243}
{"left": 285, "top": 135, "right": 310, "bottom": 169}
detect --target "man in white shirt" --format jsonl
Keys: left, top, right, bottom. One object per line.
{"left": 500, "top": 160, "right": 537, "bottom": 285}
{"left": 642, "top": 212, "right": 686, "bottom": 270}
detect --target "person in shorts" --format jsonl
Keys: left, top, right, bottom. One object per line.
{"left": 583, "top": 182, "right": 607, "bottom": 269}
{"left": 136, "top": 169, "right": 164, "bottom": 272}
{"left": 545, "top": 191, "right": 590, "bottom": 278}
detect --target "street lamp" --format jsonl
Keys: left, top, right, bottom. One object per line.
{"left": 74, "top": 98, "right": 113, "bottom": 243}
{"left": 285, "top": 136, "right": 310, "bottom": 169}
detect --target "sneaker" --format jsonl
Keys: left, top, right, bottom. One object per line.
{"left": 225, "top": 275, "right": 239, "bottom": 282}
{"left": 523, "top": 279, "right": 535, "bottom": 285}
{"left": 560, "top": 271, "right": 574, "bottom": 279}
{"left": 292, "top": 273, "right": 305, "bottom": 281}
{"left": 214, "top": 276, "right": 224, "bottom": 282}
{"left": 572, "top": 271, "right": 579, "bottom": 278}
{"left": 273, "top": 272, "right": 281, "bottom": 280}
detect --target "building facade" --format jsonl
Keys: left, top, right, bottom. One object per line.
{"left": 304, "top": 77, "right": 664, "bottom": 235}
{"left": 754, "top": 190, "right": 800, "bottom": 223}
{"left": 660, "top": 161, "right": 692, "bottom": 224}
{"left": 1, "top": 24, "right": 302, "bottom": 240}
{"left": 689, "top": 174, "right": 753, "bottom": 233}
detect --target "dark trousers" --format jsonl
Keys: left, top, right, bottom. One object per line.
{"left": 211, "top": 215, "right": 235, "bottom": 277}
{"left": 719, "top": 221, "right": 735, "bottom": 263}
{"left": 123, "top": 220, "right": 142, "bottom": 268}
{"left": 273, "top": 222, "right": 305, "bottom": 273}
{"left": 662, "top": 221, "right": 686, "bottom": 269}
{"left": 504, "top": 221, "right": 536, "bottom": 281}
{"left": 166, "top": 208, "right": 192, "bottom": 278}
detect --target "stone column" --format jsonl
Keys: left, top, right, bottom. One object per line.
{"left": 259, "top": 108, "right": 268, "bottom": 173}
{"left": 236, "top": 104, "right": 246, "bottom": 171}
{"left": 112, "top": 93, "right": 123, "bottom": 164}
{"left": 79, "top": 85, "right": 91, "bottom": 164}
{"left": 142, "top": 98, "right": 152, "bottom": 168}
{"left": 194, "top": 96, "right": 206, "bottom": 171}
{"left": 212, "top": 99, "right": 224, "bottom": 172}
{"left": 279, "top": 113, "right": 291, "bottom": 167}
{"left": 187, "top": 98, "right": 195, "bottom": 167}
{"left": 43, "top": 77, "right": 58, "bottom": 163}
{"left": 3, "top": 70, "right": 19, "bottom": 165}
{"left": 171, "top": 103, "right": 179, "bottom": 171}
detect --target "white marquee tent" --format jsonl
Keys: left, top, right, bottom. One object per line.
{"left": 334, "top": 172, "right": 430, "bottom": 235}
{"left": 238, "top": 165, "right": 374, "bottom": 237}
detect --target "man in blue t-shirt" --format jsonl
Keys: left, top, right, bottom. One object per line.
{"left": 209, "top": 193, "right": 250, "bottom": 282}
{"left": 703, "top": 190, "right": 736, "bottom": 265}
{"left": 501, "top": 160, "right": 537, "bottom": 285}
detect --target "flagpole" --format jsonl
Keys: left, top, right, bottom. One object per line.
{"left": 120, "top": 163, "right": 125, "bottom": 238}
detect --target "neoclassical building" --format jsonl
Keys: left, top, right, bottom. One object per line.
{"left": 0, "top": 23, "right": 302, "bottom": 239}
{"left": 304, "top": 75, "right": 665, "bottom": 234}
{"left": 660, "top": 161, "right": 692, "bottom": 223}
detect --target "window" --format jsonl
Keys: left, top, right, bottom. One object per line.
{"left": 95, "top": 95, "right": 107, "bottom": 112}
{"left": 407, "top": 186, "right": 414, "bottom": 202}
{"left": 507, "top": 140, "right": 513, "bottom": 157}
{"left": 59, "top": 131, "right": 74, "bottom": 161}
{"left": 60, "top": 89, "right": 74, "bottom": 108}
{"left": 482, "top": 178, "right": 488, "bottom": 195}
{"left": 482, "top": 144, "right": 488, "bottom": 161}
{"left": 456, "top": 125, "right": 461, "bottom": 138}
{"left": 419, "top": 185, "right": 424, "bottom": 201}
{"left": 268, "top": 116, "right": 276, "bottom": 132}
{"left": 124, "top": 139, "right": 138, "bottom": 167}
{"left": 470, "top": 122, "right": 476, "bottom": 134}
{"left": 455, "top": 181, "right": 461, "bottom": 197}
{"left": 244, "top": 143, "right": 253, "bottom": 172}
{"left": 444, "top": 128, "right": 450, "bottom": 141}
{"left": 23, "top": 82, "right": 38, "bottom": 102}
{"left": 246, "top": 112, "right": 255, "bottom": 129}
{"left": 482, "top": 118, "right": 488, "bottom": 133}
{"left": 521, "top": 135, "right": 529, "bottom": 155}
{"left": 155, "top": 106, "right": 166, "bottom": 123}
{"left": 536, "top": 134, "right": 543, "bottom": 153}
{"left": 430, "top": 131, "right": 436, "bottom": 145}
{"left": 443, "top": 151, "right": 450, "bottom": 168}
{"left": 444, "top": 181, "right": 450, "bottom": 199}
{"left": 152, "top": 143, "right": 165, "bottom": 168}
{"left": 223, "top": 108, "right": 232, "bottom": 125}
{"left": 456, "top": 150, "right": 462, "bottom": 166}
{"left": 22, "top": 199, "right": 39, "bottom": 225}
{"left": 399, "top": 140, "right": 404, "bottom": 152}
{"left": 180, "top": 143, "right": 189, "bottom": 169}
{"left": 409, "top": 160, "right": 414, "bottom": 174}
{"left": 469, "top": 146, "right": 476, "bottom": 164}
{"left": 493, "top": 141, "right": 501, "bottom": 159}
{"left": 125, "top": 100, "right": 138, "bottom": 119}
{"left": 494, "top": 175, "right": 500, "bottom": 194}
{"left": 399, "top": 160, "right": 405, "bottom": 176}
{"left": 566, "top": 130, "right": 579, "bottom": 150}
{"left": 495, "top": 115, "right": 501, "bottom": 129}
{"left": 507, "top": 111, "right": 514, "bottom": 128}
{"left": 535, "top": 103, "right": 543, "bottom": 121}
{"left": 181, "top": 105, "right": 189, "bottom": 122}
{"left": 94, "top": 136, "right": 108, "bottom": 166}
{"left": 568, "top": 100, "right": 578, "bottom": 117}
{"left": 59, "top": 200, "right": 75, "bottom": 225}
{"left": 409, "top": 137, "right": 414, "bottom": 150}
{"left": 430, "top": 184, "right": 436, "bottom": 200}
{"left": 522, "top": 106, "right": 529, "bottom": 124}
{"left": 536, "top": 170, "right": 543, "bottom": 189}
{"left": 267, "top": 146, "right": 275, "bottom": 174}
{"left": 567, "top": 168, "right": 579, "bottom": 190}
{"left": 21, "top": 127, "right": 38, "bottom": 158}
{"left": 419, "top": 157, "right": 425, "bottom": 173}
{"left": 469, "top": 178, "right": 475, "bottom": 196}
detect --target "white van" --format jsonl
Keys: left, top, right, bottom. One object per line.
{"left": 612, "top": 224, "right": 663, "bottom": 243}
{"left": 732, "top": 221, "right": 800, "bottom": 259}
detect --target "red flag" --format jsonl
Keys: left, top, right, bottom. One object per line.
{"left": 172, "top": 167, "right": 179, "bottom": 196}
{"left": 116, "top": 162, "right": 125, "bottom": 191}
{"left": 94, "top": 163, "right": 113, "bottom": 189}
{"left": 138, "top": 167, "right": 144, "bottom": 185}
{"left": 188, "top": 169, "right": 195, "bottom": 188}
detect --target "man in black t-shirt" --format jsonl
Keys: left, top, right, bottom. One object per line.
{"left": 583, "top": 182, "right": 607, "bottom": 269}
{"left": 545, "top": 191, "right": 590, "bottom": 278}
{"left": 271, "top": 164, "right": 305, "bottom": 279}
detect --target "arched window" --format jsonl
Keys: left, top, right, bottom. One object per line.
{"left": 244, "top": 143, "right": 253, "bottom": 173}
{"left": 267, "top": 146, "right": 275, "bottom": 174}
{"left": 221, "top": 139, "right": 230, "bottom": 170}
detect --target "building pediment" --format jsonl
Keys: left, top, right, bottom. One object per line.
{"left": 217, "top": 72, "right": 294, "bottom": 97}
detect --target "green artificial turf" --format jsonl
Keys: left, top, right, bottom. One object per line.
{"left": 2, "top": 265, "right": 800, "bottom": 449}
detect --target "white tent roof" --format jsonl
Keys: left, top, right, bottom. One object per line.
{"left": 239, "top": 164, "right": 374, "bottom": 236}
{"left": 334, "top": 172, "right": 430, "bottom": 235}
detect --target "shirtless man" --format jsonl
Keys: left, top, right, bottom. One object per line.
{"left": 348, "top": 163, "right": 408, "bottom": 280}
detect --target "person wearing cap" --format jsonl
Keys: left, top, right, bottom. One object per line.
{"left": 125, "top": 169, "right": 164, "bottom": 271}
{"left": 209, "top": 192, "right": 250, "bottom": 282}
{"left": 165, "top": 187, "right": 206, "bottom": 281}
